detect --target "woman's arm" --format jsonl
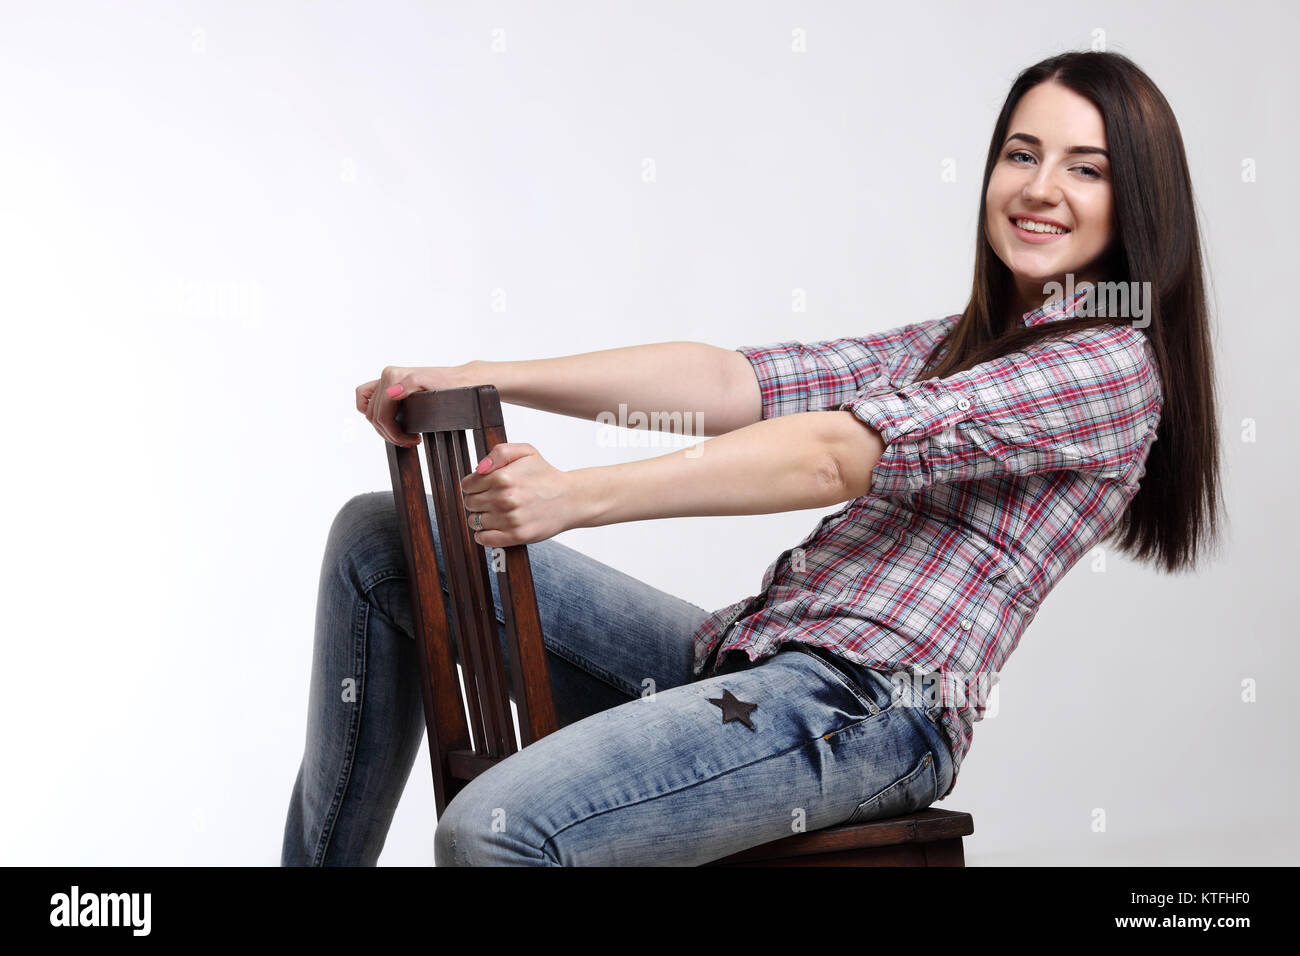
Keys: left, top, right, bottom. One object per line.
{"left": 465, "top": 343, "right": 763, "bottom": 437}
{"left": 567, "top": 409, "right": 884, "bottom": 527}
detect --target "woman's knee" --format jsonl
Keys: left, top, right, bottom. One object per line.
{"left": 324, "top": 492, "right": 407, "bottom": 580}
{"left": 328, "top": 491, "right": 457, "bottom": 584}
{"left": 433, "top": 777, "right": 556, "bottom": 867}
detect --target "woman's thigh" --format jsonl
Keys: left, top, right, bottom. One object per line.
{"left": 433, "top": 644, "right": 953, "bottom": 866}
{"left": 357, "top": 491, "right": 708, "bottom": 726}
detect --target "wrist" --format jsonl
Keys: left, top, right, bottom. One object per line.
{"left": 456, "top": 360, "right": 486, "bottom": 386}
{"left": 459, "top": 359, "right": 519, "bottom": 404}
{"left": 565, "top": 466, "right": 613, "bottom": 530}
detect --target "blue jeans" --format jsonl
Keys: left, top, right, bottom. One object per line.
{"left": 280, "top": 492, "right": 954, "bottom": 866}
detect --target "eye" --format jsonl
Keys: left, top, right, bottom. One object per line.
{"left": 1007, "top": 149, "right": 1103, "bottom": 180}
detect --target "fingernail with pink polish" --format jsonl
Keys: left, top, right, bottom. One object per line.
{"left": 476, "top": 457, "right": 492, "bottom": 473}
{"left": 386, "top": 384, "right": 404, "bottom": 398}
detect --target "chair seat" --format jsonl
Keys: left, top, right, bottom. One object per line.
{"left": 703, "top": 808, "right": 974, "bottom": 867}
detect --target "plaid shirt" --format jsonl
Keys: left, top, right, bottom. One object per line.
{"left": 692, "top": 286, "right": 1163, "bottom": 798}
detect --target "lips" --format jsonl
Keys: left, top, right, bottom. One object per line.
{"left": 1008, "top": 217, "right": 1072, "bottom": 245}
{"left": 1009, "top": 215, "right": 1071, "bottom": 233}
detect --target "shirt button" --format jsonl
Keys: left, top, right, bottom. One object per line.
{"left": 960, "top": 619, "right": 972, "bottom": 630}
{"left": 956, "top": 398, "right": 971, "bottom": 410}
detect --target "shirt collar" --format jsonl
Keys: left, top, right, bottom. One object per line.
{"left": 1021, "top": 282, "right": 1096, "bottom": 327}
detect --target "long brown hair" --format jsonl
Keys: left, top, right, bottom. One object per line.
{"left": 918, "top": 50, "right": 1223, "bottom": 574}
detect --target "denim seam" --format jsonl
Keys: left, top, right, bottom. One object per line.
{"left": 780, "top": 644, "right": 887, "bottom": 715}
{"left": 540, "top": 635, "right": 642, "bottom": 699}
{"left": 536, "top": 712, "right": 882, "bottom": 864}
{"left": 847, "top": 749, "right": 938, "bottom": 823}
{"left": 361, "top": 567, "right": 404, "bottom": 594}
{"left": 797, "top": 645, "right": 945, "bottom": 726}
{"left": 311, "top": 586, "right": 377, "bottom": 866}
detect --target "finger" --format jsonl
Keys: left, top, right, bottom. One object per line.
{"left": 369, "top": 375, "right": 411, "bottom": 447}
{"left": 384, "top": 378, "right": 424, "bottom": 446}
{"left": 369, "top": 367, "right": 402, "bottom": 423}
{"left": 462, "top": 489, "right": 496, "bottom": 519}
{"left": 475, "top": 442, "right": 534, "bottom": 471}
{"left": 365, "top": 375, "right": 382, "bottom": 425}
{"left": 461, "top": 452, "right": 497, "bottom": 494}
{"left": 356, "top": 379, "right": 379, "bottom": 414}
{"left": 471, "top": 525, "right": 509, "bottom": 549}
{"left": 369, "top": 389, "right": 398, "bottom": 442}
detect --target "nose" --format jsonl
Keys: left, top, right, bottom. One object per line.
{"left": 1021, "top": 167, "right": 1063, "bottom": 206}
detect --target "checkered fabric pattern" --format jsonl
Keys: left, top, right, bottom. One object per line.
{"left": 692, "top": 286, "right": 1163, "bottom": 798}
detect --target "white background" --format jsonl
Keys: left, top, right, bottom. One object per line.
{"left": 1, "top": 0, "right": 1295, "bottom": 866}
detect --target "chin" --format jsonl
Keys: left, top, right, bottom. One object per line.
{"left": 1005, "top": 257, "right": 1065, "bottom": 281}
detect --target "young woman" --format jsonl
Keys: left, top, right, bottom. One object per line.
{"left": 281, "top": 50, "right": 1222, "bottom": 866}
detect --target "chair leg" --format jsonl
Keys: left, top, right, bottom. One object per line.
{"left": 921, "top": 837, "right": 966, "bottom": 866}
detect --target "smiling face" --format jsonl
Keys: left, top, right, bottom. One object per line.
{"left": 985, "top": 80, "right": 1117, "bottom": 324}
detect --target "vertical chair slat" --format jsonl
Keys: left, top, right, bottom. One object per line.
{"left": 450, "top": 426, "right": 516, "bottom": 757}
{"left": 384, "top": 442, "right": 473, "bottom": 817}
{"left": 473, "top": 387, "right": 559, "bottom": 745}
{"left": 425, "top": 431, "right": 496, "bottom": 756}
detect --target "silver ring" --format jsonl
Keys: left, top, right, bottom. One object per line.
{"left": 470, "top": 512, "right": 483, "bottom": 532}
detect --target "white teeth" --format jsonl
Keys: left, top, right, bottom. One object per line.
{"left": 1014, "top": 218, "right": 1069, "bottom": 235}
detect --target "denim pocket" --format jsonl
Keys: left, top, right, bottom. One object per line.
{"left": 845, "top": 749, "right": 938, "bottom": 825}
{"left": 828, "top": 656, "right": 943, "bottom": 727}
{"left": 781, "top": 644, "right": 895, "bottom": 713}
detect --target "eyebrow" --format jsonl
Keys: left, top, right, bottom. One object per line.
{"left": 1004, "top": 132, "right": 1109, "bottom": 159}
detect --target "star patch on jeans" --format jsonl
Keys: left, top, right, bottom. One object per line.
{"left": 707, "top": 688, "right": 758, "bottom": 731}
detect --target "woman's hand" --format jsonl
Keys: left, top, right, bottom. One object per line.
{"left": 356, "top": 365, "right": 473, "bottom": 447}
{"left": 459, "top": 443, "right": 580, "bottom": 548}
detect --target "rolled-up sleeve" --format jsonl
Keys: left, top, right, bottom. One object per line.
{"left": 838, "top": 325, "right": 1163, "bottom": 496}
{"left": 737, "top": 317, "right": 952, "bottom": 420}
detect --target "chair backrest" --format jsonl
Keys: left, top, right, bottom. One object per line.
{"left": 385, "top": 384, "right": 559, "bottom": 817}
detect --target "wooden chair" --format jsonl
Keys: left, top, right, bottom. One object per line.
{"left": 385, "top": 384, "right": 975, "bottom": 866}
